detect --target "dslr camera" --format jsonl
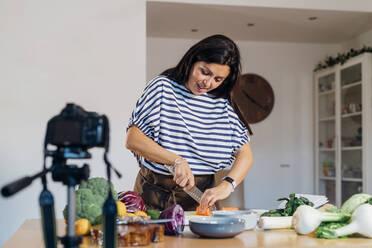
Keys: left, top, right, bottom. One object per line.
{"left": 45, "top": 103, "right": 108, "bottom": 157}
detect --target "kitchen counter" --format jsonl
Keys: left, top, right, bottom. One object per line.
{"left": 4, "top": 219, "right": 372, "bottom": 248}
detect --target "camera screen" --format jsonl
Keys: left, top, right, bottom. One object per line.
{"left": 52, "top": 120, "right": 81, "bottom": 145}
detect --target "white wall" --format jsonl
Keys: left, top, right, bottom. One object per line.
{"left": 341, "top": 28, "right": 372, "bottom": 51}
{"left": 0, "top": 0, "right": 146, "bottom": 246}
{"left": 147, "top": 37, "right": 340, "bottom": 209}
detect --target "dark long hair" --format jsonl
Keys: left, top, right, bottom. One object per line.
{"left": 161, "top": 34, "right": 241, "bottom": 99}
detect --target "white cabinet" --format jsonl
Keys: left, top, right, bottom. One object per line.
{"left": 314, "top": 53, "right": 372, "bottom": 207}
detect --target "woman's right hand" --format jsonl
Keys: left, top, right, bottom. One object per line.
{"left": 173, "top": 158, "right": 195, "bottom": 191}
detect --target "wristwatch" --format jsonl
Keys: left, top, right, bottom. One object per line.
{"left": 222, "top": 176, "right": 236, "bottom": 192}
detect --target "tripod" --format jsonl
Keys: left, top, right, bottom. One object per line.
{"left": 1, "top": 105, "right": 121, "bottom": 248}
{"left": 50, "top": 151, "right": 90, "bottom": 248}
{"left": 2, "top": 148, "right": 90, "bottom": 248}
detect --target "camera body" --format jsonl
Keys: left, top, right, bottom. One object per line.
{"left": 45, "top": 103, "right": 107, "bottom": 149}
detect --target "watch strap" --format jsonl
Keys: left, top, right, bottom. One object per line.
{"left": 222, "top": 176, "right": 236, "bottom": 192}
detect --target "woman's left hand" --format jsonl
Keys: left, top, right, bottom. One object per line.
{"left": 199, "top": 181, "right": 234, "bottom": 210}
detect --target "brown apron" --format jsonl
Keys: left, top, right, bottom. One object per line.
{"left": 134, "top": 166, "right": 215, "bottom": 211}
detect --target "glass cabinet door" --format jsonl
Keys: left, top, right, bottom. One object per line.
{"left": 318, "top": 73, "right": 336, "bottom": 205}
{"left": 315, "top": 54, "right": 372, "bottom": 207}
{"left": 340, "top": 63, "right": 363, "bottom": 203}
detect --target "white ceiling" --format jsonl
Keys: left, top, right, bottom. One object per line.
{"left": 147, "top": 2, "right": 372, "bottom": 43}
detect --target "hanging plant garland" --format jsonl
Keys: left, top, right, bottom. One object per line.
{"left": 314, "top": 46, "right": 372, "bottom": 72}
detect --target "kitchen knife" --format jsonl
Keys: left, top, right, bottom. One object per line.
{"left": 117, "top": 219, "right": 174, "bottom": 225}
{"left": 164, "top": 165, "right": 216, "bottom": 211}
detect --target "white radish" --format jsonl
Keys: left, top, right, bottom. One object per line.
{"left": 333, "top": 204, "right": 372, "bottom": 238}
{"left": 292, "top": 205, "right": 350, "bottom": 235}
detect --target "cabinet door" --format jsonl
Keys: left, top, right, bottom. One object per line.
{"left": 340, "top": 63, "right": 363, "bottom": 203}
{"left": 317, "top": 72, "right": 336, "bottom": 205}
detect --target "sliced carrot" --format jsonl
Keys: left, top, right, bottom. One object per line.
{"left": 196, "top": 206, "right": 211, "bottom": 216}
{"left": 221, "top": 207, "right": 239, "bottom": 210}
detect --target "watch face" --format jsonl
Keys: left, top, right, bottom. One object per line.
{"left": 231, "top": 73, "right": 275, "bottom": 124}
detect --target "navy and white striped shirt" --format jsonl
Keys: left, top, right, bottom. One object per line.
{"left": 128, "top": 76, "right": 250, "bottom": 175}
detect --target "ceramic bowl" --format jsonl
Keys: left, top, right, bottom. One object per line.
{"left": 212, "top": 210, "right": 258, "bottom": 230}
{"left": 189, "top": 217, "right": 245, "bottom": 238}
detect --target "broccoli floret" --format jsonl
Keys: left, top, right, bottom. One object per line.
{"left": 75, "top": 189, "right": 95, "bottom": 215}
{"left": 63, "top": 177, "right": 118, "bottom": 225}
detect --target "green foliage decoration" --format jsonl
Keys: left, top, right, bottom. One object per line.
{"left": 314, "top": 46, "right": 372, "bottom": 72}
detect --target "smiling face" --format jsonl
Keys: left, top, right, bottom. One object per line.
{"left": 185, "top": 61, "right": 230, "bottom": 96}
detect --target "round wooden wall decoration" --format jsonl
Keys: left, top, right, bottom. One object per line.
{"left": 231, "top": 73, "right": 275, "bottom": 125}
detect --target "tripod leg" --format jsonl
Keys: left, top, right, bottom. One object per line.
{"left": 67, "top": 185, "right": 76, "bottom": 237}
{"left": 103, "top": 193, "right": 117, "bottom": 248}
{"left": 40, "top": 189, "right": 57, "bottom": 248}
{"left": 60, "top": 183, "right": 82, "bottom": 248}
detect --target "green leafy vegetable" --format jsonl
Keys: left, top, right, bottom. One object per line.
{"left": 146, "top": 209, "right": 161, "bottom": 220}
{"left": 315, "top": 222, "right": 349, "bottom": 239}
{"left": 341, "top": 193, "right": 372, "bottom": 214}
{"left": 261, "top": 209, "right": 285, "bottom": 217}
{"left": 262, "top": 193, "right": 314, "bottom": 217}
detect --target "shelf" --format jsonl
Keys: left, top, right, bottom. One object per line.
{"left": 315, "top": 54, "right": 372, "bottom": 208}
{"left": 319, "top": 116, "right": 335, "bottom": 122}
{"left": 342, "top": 177, "right": 362, "bottom": 182}
{"left": 341, "top": 146, "right": 362, "bottom": 151}
{"left": 319, "top": 89, "right": 335, "bottom": 96}
{"left": 319, "top": 148, "right": 335, "bottom": 152}
{"left": 341, "top": 112, "right": 362, "bottom": 118}
{"left": 319, "top": 176, "right": 363, "bottom": 182}
{"left": 341, "top": 81, "right": 362, "bottom": 90}
{"left": 319, "top": 176, "right": 336, "bottom": 181}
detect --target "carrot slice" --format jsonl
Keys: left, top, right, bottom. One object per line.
{"left": 196, "top": 206, "right": 211, "bottom": 216}
{"left": 221, "top": 207, "right": 239, "bottom": 210}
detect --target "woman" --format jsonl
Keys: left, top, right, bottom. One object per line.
{"left": 126, "top": 34, "right": 253, "bottom": 211}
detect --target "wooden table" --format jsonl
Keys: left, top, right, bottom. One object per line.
{"left": 4, "top": 219, "right": 372, "bottom": 248}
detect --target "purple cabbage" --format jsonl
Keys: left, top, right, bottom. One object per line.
{"left": 118, "top": 191, "right": 146, "bottom": 212}
{"left": 159, "top": 204, "right": 185, "bottom": 235}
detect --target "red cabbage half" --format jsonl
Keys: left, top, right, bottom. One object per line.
{"left": 118, "top": 191, "right": 146, "bottom": 212}
{"left": 159, "top": 204, "right": 185, "bottom": 235}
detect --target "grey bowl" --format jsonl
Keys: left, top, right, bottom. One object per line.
{"left": 189, "top": 217, "right": 245, "bottom": 238}
{"left": 212, "top": 210, "right": 258, "bottom": 230}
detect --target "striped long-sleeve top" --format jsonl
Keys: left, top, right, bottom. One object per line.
{"left": 128, "top": 76, "right": 250, "bottom": 175}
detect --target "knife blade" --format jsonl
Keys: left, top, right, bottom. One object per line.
{"left": 164, "top": 165, "right": 216, "bottom": 211}
{"left": 117, "top": 218, "right": 174, "bottom": 225}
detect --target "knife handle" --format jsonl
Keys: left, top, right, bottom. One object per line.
{"left": 164, "top": 165, "right": 175, "bottom": 175}
{"left": 164, "top": 165, "right": 216, "bottom": 211}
